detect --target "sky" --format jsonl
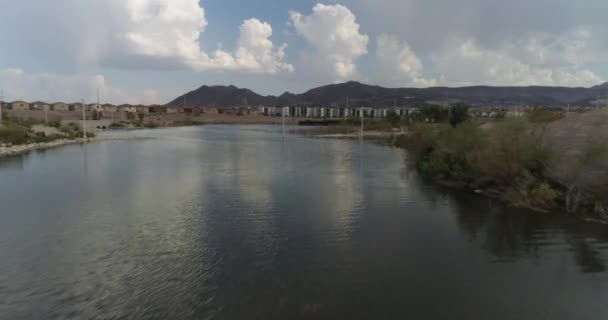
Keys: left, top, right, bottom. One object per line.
{"left": 0, "top": 0, "right": 607, "bottom": 104}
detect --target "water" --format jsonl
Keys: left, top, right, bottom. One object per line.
{"left": 1, "top": 125, "right": 607, "bottom": 319}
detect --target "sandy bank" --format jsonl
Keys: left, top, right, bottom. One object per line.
{"left": 0, "top": 136, "right": 148, "bottom": 158}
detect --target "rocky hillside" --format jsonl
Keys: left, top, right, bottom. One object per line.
{"left": 168, "top": 81, "right": 608, "bottom": 108}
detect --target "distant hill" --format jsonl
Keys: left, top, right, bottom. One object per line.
{"left": 168, "top": 81, "right": 608, "bottom": 108}
{"left": 168, "top": 85, "right": 276, "bottom": 108}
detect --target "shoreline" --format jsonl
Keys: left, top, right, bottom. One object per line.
{"left": 0, "top": 136, "right": 149, "bottom": 158}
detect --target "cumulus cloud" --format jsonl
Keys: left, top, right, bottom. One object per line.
{"left": 199, "top": 19, "right": 294, "bottom": 73}
{"left": 114, "top": 1, "right": 293, "bottom": 73}
{"left": 290, "top": 3, "right": 369, "bottom": 80}
{"left": 432, "top": 29, "right": 603, "bottom": 87}
{"left": 0, "top": 68, "right": 165, "bottom": 105}
{"left": 374, "top": 34, "right": 436, "bottom": 87}
{"left": 0, "top": 0, "right": 292, "bottom": 74}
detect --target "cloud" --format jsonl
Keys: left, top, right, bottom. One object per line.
{"left": 199, "top": 18, "right": 294, "bottom": 73}
{"left": 0, "top": 0, "right": 292, "bottom": 74}
{"left": 346, "top": 0, "right": 608, "bottom": 52}
{"left": 432, "top": 29, "right": 603, "bottom": 87}
{"left": 290, "top": 3, "right": 369, "bottom": 80}
{"left": 374, "top": 34, "right": 436, "bottom": 87}
{"left": 0, "top": 68, "right": 165, "bottom": 105}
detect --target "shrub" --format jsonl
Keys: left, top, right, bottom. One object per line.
{"left": 386, "top": 110, "right": 401, "bottom": 128}
{"left": 58, "top": 123, "right": 84, "bottom": 139}
{"left": 418, "top": 105, "right": 448, "bottom": 123}
{"left": 506, "top": 171, "right": 559, "bottom": 210}
{"left": 109, "top": 122, "right": 126, "bottom": 128}
{"left": 0, "top": 124, "right": 31, "bottom": 145}
{"left": 48, "top": 119, "right": 62, "bottom": 128}
{"left": 469, "top": 118, "right": 551, "bottom": 182}
{"left": 401, "top": 118, "right": 560, "bottom": 211}
{"left": 528, "top": 110, "right": 564, "bottom": 123}
{"left": 449, "top": 103, "right": 470, "bottom": 127}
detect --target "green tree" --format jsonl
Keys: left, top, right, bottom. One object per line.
{"left": 419, "top": 105, "right": 448, "bottom": 123}
{"left": 386, "top": 110, "right": 400, "bottom": 128}
{"left": 449, "top": 103, "right": 470, "bottom": 127}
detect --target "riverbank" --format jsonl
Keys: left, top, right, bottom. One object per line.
{"left": 0, "top": 136, "right": 148, "bottom": 158}
{"left": 393, "top": 113, "right": 608, "bottom": 222}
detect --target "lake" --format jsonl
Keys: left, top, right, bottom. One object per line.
{"left": 1, "top": 125, "right": 607, "bottom": 319}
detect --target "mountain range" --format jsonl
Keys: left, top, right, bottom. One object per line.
{"left": 168, "top": 81, "right": 608, "bottom": 108}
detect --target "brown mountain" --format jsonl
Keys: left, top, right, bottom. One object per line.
{"left": 168, "top": 81, "right": 608, "bottom": 108}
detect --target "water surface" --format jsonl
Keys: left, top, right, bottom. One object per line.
{"left": 1, "top": 125, "right": 607, "bottom": 319}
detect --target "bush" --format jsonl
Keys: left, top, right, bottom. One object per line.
{"left": 449, "top": 103, "right": 470, "bottom": 127}
{"left": 32, "top": 133, "right": 67, "bottom": 143}
{"left": 0, "top": 124, "right": 31, "bottom": 145}
{"left": 48, "top": 119, "right": 62, "bottom": 128}
{"left": 507, "top": 171, "right": 559, "bottom": 210}
{"left": 58, "top": 123, "right": 84, "bottom": 139}
{"left": 528, "top": 110, "right": 564, "bottom": 123}
{"left": 470, "top": 118, "right": 551, "bottom": 182}
{"left": 401, "top": 118, "right": 560, "bottom": 211}
{"left": 386, "top": 110, "right": 401, "bottom": 128}
{"left": 418, "top": 105, "right": 448, "bottom": 123}
{"left": 109, "top": 122, "right": 126, "bottom": 128}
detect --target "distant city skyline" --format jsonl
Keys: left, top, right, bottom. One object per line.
{"left": 1, "top": 0, "right": 607, "bottom": 104}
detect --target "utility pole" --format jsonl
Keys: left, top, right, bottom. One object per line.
{"left": 360, "top": 107, "right": 364, "bottom": 137}
{"left": 81, "top": 99, "right": 87, "bottom": 139}
{"left": 0, "top": 89, "right": 3, "bottom": 124}
{"left": 282, "top": 106, "right": 286, "bottom": 137}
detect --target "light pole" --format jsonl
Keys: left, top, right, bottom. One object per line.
{"left": 81, "top": 99, "right": 87, "bottom": 139}
{"left": 0, "top": 90, "right": 4, "bottom": 124}
{"left": 360, "top": 108, "right": 364, "bottom": 137}
{"left": 282, "top": 106, "right": 286, "bottom": 137}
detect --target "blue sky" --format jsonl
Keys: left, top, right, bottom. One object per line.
{"left": 1, "top": 0, "right": 607, "bottom": 104}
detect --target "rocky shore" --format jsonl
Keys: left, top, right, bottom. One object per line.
{"left": 0, "top": 136, "right": 147, "bottom": 158}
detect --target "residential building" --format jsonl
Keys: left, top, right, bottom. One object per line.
{"left": 9, "top": 101, "right": 30, "bottom": 111}
{"left": 102, "top": 104, "right": 118, "bottom": 113}
{"left": 205, "top": 107, "right": 219, "bottom": 115}
{"left": 149, "top": 106, "right": 167, "bottom": 113}
{"left": 32, "top": 102, "right": 49, "bottom": 111}
{"left": 51, "top": 103, "right": 70, "bottom": 111}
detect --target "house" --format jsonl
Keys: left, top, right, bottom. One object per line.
{"left": 51, "top": 102, "right": 70, "bottom": 111}
{"left": 69, "top": 103, "right": 83, "bottom": 112}
{"left": 135, "top": 105, "right": 150, "bottom": 114}
{"left": 32, "top": 102, "right": 49, "bottom": 111}
{"left": 205, "top": 107, "right": 219, "bottom": 115}
{"left": 122, "top": 106, "right": 137, "bottom": 114}
{"left": 89, "top": 104, "right": 103, "bottom": 113}
{"left": 149, "top": 106, "right": 167, "bottom": 113}
{"left": 102, "top": 104, "right": 118, "bottom": 113}
{"left": 9, "top": 101, "right": 30, "bottom": 111}
{"left": 166, "top": 107, "right": 178, "bottom": 114}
